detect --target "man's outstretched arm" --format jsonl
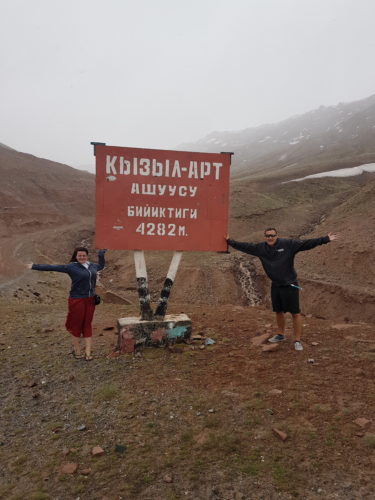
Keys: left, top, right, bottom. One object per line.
{"left": 293, "top": 232, "right": 339, "bottom": 252}
{"left": 227, "top": 238, "right": 261, "bottom": 256}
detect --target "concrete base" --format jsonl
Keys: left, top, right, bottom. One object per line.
{"left": 114, "top": 314, "right": 192, "bottom": 354}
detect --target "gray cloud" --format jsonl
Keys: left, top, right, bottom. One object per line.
{"left": 1, "top": 0, "right": 375, "bottom": 171}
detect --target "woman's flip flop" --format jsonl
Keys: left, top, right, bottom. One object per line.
{"left": 70, "top": 351, "right": 84, "bottom": 359}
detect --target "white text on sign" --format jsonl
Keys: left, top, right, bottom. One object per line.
{"left": 105, "top": 156, "right": 223, "bottom": 180}
{"left": 128, "top": 206, "right": 198, "bottom": 219}
{"left": 135, "top": 223, "right": 187, "bottom": 237}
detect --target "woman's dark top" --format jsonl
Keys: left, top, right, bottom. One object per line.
{"left": 32, "top": 250, "right": 105, "bottom": 298}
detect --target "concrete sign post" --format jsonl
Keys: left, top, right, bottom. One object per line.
{"left": 92, "top": 143, "right": 232, "bottom": 354}
{"left": 154, "top": 251, "right": 183, "bottom": 320}
{"left": 133, "top": 250, "right": 153, "bottom": 321}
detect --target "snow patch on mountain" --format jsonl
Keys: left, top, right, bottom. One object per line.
{"left": 288, "top": 163, "right": 375, "bottom": 182}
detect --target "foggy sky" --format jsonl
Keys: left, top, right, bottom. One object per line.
{"left": 1, "top": 0, "right": 375, "bottom": 172}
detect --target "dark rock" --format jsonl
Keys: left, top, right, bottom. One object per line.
{"left": 114, "top": 444, "right": 126, "bottom": 453}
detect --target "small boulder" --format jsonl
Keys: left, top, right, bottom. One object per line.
{"left": 221, "top": 390, "right": 240, "bottom": 398}
{"left": 80, "top": 468, "right": 92, "bottom": 475}
{"left": 60, "top": 462, "right": 78, "bottom": 474}
{"left": 262, "top": 344, "right": 279, "bottom": 352}
{"left": 251, "top": 333, "right": 270, "bottom": 346}
{"left": 353, "top": 418, "right": 372, "bottom": 429}
{"left": 104, "top": 291, "right": 132, "bottom": 305}
{"left": 91, "top": 446, "right": 105, "bottom": 456}
{"left": 331, "top": 324, "right": 353, "bottom": 330}
{"left": 26, "top": 380, "right": 38, "bottom": 388}
{"left": 272, "top": 428, "right": 288, "bottom": 441}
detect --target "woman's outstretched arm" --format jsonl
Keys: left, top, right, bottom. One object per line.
{"left": 26, "top": 263, "right": 70, "bottom": 273}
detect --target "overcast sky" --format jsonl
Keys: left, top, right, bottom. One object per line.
{"left": 1, "top": 0, "right": 375, "bottom": 172}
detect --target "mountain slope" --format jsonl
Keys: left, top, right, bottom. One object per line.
{"left": 1, "top": 92, "right": 375, "bottom": 323}
{"left": 0, "top": 143, "right": 94, "bottom": 238}
{"left": 0, "top": 144, "right": 95, "bottom": 281}
{"left": 181, "top": 93, "right": 375, "bottom": 180}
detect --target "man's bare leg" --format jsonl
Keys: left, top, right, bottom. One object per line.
{"left": 276, "top": 312, "right": 285, "bottom": 334}
{"left": 268, "top": 312, "right": 287, "bottom": 342}
{"left": 292, "top": 313, "right": 302, "bottom": 341}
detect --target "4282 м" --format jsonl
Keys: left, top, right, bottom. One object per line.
{"left": 135, "top": 222, "right": 187, "bottom": 237}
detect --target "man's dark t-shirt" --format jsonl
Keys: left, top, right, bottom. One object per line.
{"left": 227, "top": 236, "right": 330, "bottom": 286}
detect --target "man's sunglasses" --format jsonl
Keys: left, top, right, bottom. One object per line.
{"left": 265, "top": 234, "right": 277, "bottom": 238}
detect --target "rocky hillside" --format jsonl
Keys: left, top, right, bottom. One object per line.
{"left": 181, "top": 93, "right": 375, "bottom": 180}
{"left": 1, "top": 103, "right": 374, "bottom": 499}
{"left": 0, "top": 143, "right": 95, "bottom": 238}
{"left": 228, "top": 171, "right": 375, "bottom": 323}
{"left": 0, "top": 144, "right": 95, "bottom": 282}
{"left": 1, "top": 89, "right": 375, "bottom": 323}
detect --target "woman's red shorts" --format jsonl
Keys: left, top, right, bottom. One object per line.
{"left": 65, "top": 297, "right": 96, "bottom": 338}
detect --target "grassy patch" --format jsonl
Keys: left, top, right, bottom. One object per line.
{"left": 306, "top": 431, "right": 317, "bottom": 441}
{"left": 244, "top": 417, "right": 262, "bottom": 427}
{"left": 94, "top": 382, "right": 119, "bottom": 401}
{"left": 324, "top": 436, "right": 335, "bottom": 447}
{"left": 313, "top": 403, "right": 332, "bottom": 413}
{"left": 271, "top": 460, "right": 295, "bottom": 489}
{"left": 180, "top": 430, "right": 194, "bottom": 444}
{"left": 202, "top": 432, "right": 243, "bottom": 455}
{"left": 204, "top": 416, "right": 221, "bottom": 429}
{"left": 30, "top": 491, "right": 50, "bottom": 500}
{"left": 236, "top": 453, "right": 263, "bottom": 476}
{"left": 11, "top": 455, "right": 27, "bottom": 467}
{"left": 364, "top": 434, "right": 375, "bottom": 448}
{"left": 47, "top": 421, "right": 64, "bottom": 431}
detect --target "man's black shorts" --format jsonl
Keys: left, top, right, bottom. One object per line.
{"left": 271, "top": 283, "right": 300, "bottom": 314}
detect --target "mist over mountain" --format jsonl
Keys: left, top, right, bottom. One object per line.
{"left": 181, "top": 93, "right": 375, "bottom": 180}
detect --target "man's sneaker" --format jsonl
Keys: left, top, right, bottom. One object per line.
{"left": 294, "top": 341, "right": 303, "bottom": 351}
{"left": 268, "top": 334, "right": 285, "bottom": 343}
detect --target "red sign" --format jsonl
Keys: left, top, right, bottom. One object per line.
{"left": 95, "top": 145, "right": 231, "bottom": 251}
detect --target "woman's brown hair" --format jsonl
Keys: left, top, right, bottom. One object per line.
{"left": 70, "top": 247, "right": 89, "bottom": 262}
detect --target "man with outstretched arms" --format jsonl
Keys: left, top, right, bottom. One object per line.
{"left": 227, "top": 228, "right": 338, "bottom": 351}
